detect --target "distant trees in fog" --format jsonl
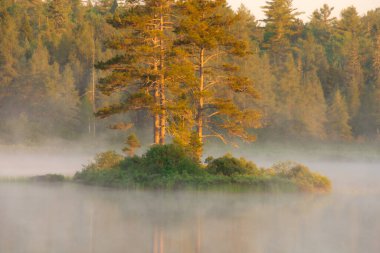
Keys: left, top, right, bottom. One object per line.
{"left": 0, "top": 0, "right": 379, "bottom": 148}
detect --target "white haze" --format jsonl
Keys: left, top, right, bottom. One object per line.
{"left": 228, "top": 0, "right": 379, "bottom": 21}
{"left": 0, "top": 153, "right": 91, "bottom": 177}
{"left": 0, "top": 148, "right": 93, "bottom": 177}
{"left": 0, "top": 140, "right": 122, "bottom": 177}
{"left": 0, "top": 144, "right": 379, "bottom": 252}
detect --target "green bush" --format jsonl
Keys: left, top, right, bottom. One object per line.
{"left": 73, "top": 146, "right": 331, "bottom": 193}
{"left": 74, "top": 167, "right": 131, "bottom": 187}
{"left": 120, "top": 156, "right": 143, "bottom": 172}
{"left": 74, "top": 145, "right": 202, "bottom": 188}
{"left": 270, "top": 161, "right": 331, "bottom": 192}
{"left": 74, "top": 150, "right": 125, "bottom": 184}
{"left": 141, "top": 144, "right": 201, "bottom": 176}
{"left": 93, "top": 151, "right": 124, "bottom": 170}
{"left": 206, "top": 154, "right": 259, "bottom": 176}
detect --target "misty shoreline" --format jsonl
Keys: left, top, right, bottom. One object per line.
{"left": 0, "top": 140, "right": 378, "bottom": 177}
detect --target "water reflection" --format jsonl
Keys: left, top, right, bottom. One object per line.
{"left": 1, "top": 161, "right": 380, "bottom": 253}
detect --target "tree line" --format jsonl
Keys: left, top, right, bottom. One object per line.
{"left": 0, "top": 0, "right": 379, "bottom": 153}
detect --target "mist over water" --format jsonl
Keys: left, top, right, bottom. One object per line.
{"left": 0, "top": 153, "right": 91, "bottom": 177}
{"left": 0, "top": 147, "right": 379, "bottom": 253}
{"left": 0, "top": 144, "right": 101, "bottom": 177}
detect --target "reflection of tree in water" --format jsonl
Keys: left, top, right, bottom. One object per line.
{"left": 3, "top": 182, "right": 379, "bottom": 253}
{"left": 86, "top": 189, "right": 329, "bottom": 253}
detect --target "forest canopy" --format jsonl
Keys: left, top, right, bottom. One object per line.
{"left": 0, "top": 0, "right": 379, "bottom": 150}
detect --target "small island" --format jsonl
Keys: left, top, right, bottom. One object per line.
{"left": 73, "top": 144, "right": 331, "bottom": 193}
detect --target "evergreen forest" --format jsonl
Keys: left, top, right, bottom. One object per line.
{"left": 1, "top": 0, "right": 379, "bottom": 156}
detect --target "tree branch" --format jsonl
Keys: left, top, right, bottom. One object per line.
{"left": 204, "top": 51, "right": 226, "bottom": 64}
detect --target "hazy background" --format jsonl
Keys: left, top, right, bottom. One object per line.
{"left": 228, "top": 0, "right": 380, "bottom": 21}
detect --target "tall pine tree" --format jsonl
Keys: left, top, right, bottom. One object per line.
{"left": 327, "top": 90, "right": 352, "bottom": 140}
{"left": 175, "top": 0, "right": 261, "bottom": 158}
{"left": 96, "top": 0, "right": 174, "bottom": 144}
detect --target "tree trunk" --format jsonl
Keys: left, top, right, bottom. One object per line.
{"left": 154, "top": 86, "right": 161, "bottom": 145}
{"left": 154, "top": 51, "right": 160, "bottom": 145}
{"left": 92, "top": 36, "right": 96, "bottom": 138}
{"left": 196, "top": 48, "right": 205, "bottom": 158}
{"left": 159, "top": 81, "right": 166, "bottom": 144}
{"left": 159, "top": 5, "right": 166, "bottom": 144}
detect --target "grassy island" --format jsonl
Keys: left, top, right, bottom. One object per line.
{"left": 74, "top": 144, "right": 331, "bottom": 193}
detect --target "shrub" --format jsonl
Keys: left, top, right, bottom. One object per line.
{"left": 142, "top": 144, "right": 201, "bottom": 175}
{"left": 120, "top": 155, "right": 143, "bottom": 171}
{"left": 270, "top": 161, "right": 298, "bottom": 174}
{"left": 73, "top": 146, "right": 331, "bottom": 193}
{"left": 74, "top": 150, "right": 124, "bottom": 183}
{"left": 270, "top": 161, "right": 331, "bottom": 192}
{"left": 74, "top": 167, "right": 131, "bottom": 187}
{"left": 206, "top": 154, "right": 259, "bottom": 176}
{"left": 288, "top": 165, "right": 331, "bottom": 192}
{"left": 93, "top": 151, "right": 124, "bottom": 170}
{"left": 123, "top": 134, "right": 141, "bottom": 156}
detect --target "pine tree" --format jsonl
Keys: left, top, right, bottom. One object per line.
{"left": 150, "top": 0, "right": 174, "bottom": 144}
{"left": 165, "top": 52, "right": 196, "bottom": 148}
{"left": 343, "top": 39, "right": 363, "bottom": 118}
{"left": 123, "top": 133, "right": 141, "bottom": 156}
{"left": 234, "top": 5, "right": 262, "bottom": 44}
{"left": 296, "top": 34, "right": 327, "bottom": 139}
{"left": 0, "top": 9, "right": 21, "bottom": 91}
{"left": 312, "top": 4, "right": 335, "bottom": 26}
{"left": 297, "top": 71, "right": 327, "bottom": 139}
{"left": 249, "top": 54, "right": 276, "bottom": 129}
{"left": 20, "top": 60, "right": 80, "bottom": 138}
{"left": 0, "top": 3, "right": 23, "bottom": 133}
{"left": 231, "top": 7, "right": 275, "bottom": 129}
{"left": 7, "top": 37, "right": 79, "bottom": 138}
{"left": 327, "top": 90, "right": 352, "bottom": 140}
{"left": 96, "top": 0, "right": 173, "bottom": 145}
{"left": 55, "top": 65, "right": 80, "bottom": 135}
{"left": 262, "top": 0, "right": 301, "bottom": 63}
{"left": 338, "top": 6, "right": 361, "bottom": 36}
{"left": 272, "top": 54, "right": 302, "bottom": 136}
{"left": 175, "top": 0, "right": 261, "bottom": 158}
{"left": 373, "top": 34, "right": 380, "bottom": 135}
{"left": 309, "top": 4, "right": 336, "bottom": 45}
{"left": 47, "top": 0, "right": 71, "bottom": 30}
{"left": 356, "top": 33, "right": 380, "bottom": 137}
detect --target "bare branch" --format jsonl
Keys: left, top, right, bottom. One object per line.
{"left": 203, "top": 134, "right": 227, "bottom": 144}
{"left": 204, "top": 51, "right": 226, "bottom": 64}
{"left": 207, "top": 111, "right": 220, "bottom": 118}
{"left": 204, "top": 126, "right": 228, "bottom": 144}
{"left": 204, "top": 80, "right": 219, "bottom": 90}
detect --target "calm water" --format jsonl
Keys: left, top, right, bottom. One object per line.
{"left": 0, "top": 162, "right": 379, "bottom": 253}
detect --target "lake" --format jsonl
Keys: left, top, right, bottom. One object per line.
{"left": 0, "top": 160, "right": 379, "bottom": 253}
